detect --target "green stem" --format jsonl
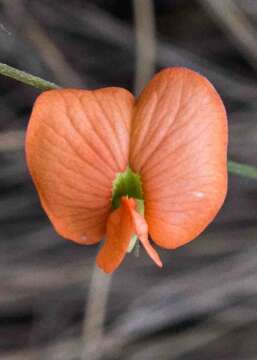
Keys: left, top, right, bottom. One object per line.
{"left": 228, "top": 160, "right": 257, "bottom": 180}
{"left": 0, "top": 62, "right": 59, "bottom": 90}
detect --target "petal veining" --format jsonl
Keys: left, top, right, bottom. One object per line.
{"left": 26, "top": 88, "right": 134, "bottom": 244}
{"left": 130, "top": 67, "right": 228, "bottom": 249}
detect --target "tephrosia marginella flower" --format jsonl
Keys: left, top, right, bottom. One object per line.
{"left": 26, "top": 67, "right": 228, "bottom": 273}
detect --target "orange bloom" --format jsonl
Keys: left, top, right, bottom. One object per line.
{"left": 26, "top": 67, "right": 228, "bottom": 273}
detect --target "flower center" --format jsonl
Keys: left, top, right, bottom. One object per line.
{"left": 112, "top": 167, "right": 144, "bottom": 253}
{"left": 112, "top": 167, "right": 144, "bottom": 211}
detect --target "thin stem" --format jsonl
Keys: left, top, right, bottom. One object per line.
{"left": 0, "top": 62, "right": 59, "bottom": 90}
{"left": 228, "top": 160, "right": 257, "bottom": 180}
{"left": 2, "top": 0, "right": 83, "bottom": 87}
{"left": 81, "top": 264, "right": 112, "bottom": 360}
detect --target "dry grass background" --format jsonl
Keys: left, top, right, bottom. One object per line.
{"left": 0, "top": 1, "right": 257, "bottom": 359}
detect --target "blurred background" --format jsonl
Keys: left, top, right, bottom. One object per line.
{"left": 0, "top": 1, "right": 257, "bottom": 359}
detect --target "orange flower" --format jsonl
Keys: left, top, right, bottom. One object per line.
{"left": 26, "top": 67, "right": 228, "bottom": 273}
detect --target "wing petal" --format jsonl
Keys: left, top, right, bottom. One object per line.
{"left": 129, "top": 207, "right": 162, "bottom": 267}
{"left": 96, "top": 197, "right": 134, "bottom": 273}
{"left": 97, "top": 196, "right": 162, "bottom": 272}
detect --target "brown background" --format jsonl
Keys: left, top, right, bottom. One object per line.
{"left": 0, "top": 1, "right": 257, "bottom": 359}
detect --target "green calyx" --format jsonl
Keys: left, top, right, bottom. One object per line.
{"left": 112, "top": 167, "right": 144, "bottom": 211}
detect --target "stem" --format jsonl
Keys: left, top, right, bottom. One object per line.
{"left": 0, "top": 62, "right": 59, "bottom": 90}
{"left": 228, "top": 160, "right": 257, "bottom": 180}
{"left": 81, "top": 264, "right": 112, "bottom": 360}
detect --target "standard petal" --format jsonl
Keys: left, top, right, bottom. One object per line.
{"left": 96, "top": 197, "right": 134, "bottom": 273}
{"left": 26, "top": 88, "right": 134, "bottom": 244}
{"left": 130, "top": 67, "right": 228, "bottom": 249}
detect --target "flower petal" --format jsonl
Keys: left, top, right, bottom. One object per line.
{"left": 129, "top": 207, "right": 162, "bottom": 267}
{"left": 97, "top": 196, "right": 162, "bottom": 272}
{"left": 96, "top": 197, "right": 134, "bottom": 273}
{"left": 26, "top": 88, "right": 134, "bottom": 244}
{"left": 130, "top": 67, "right": 228, "bottom": 249}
